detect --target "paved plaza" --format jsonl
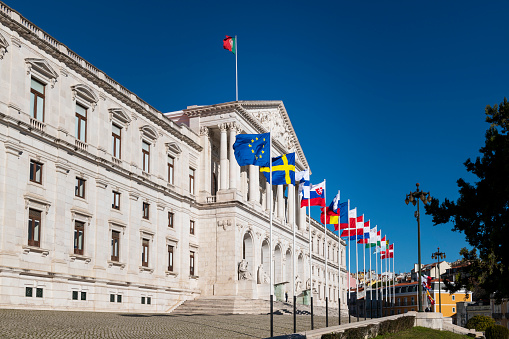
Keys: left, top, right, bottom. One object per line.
{"left": 0, "top": 309, "right": 355, "bottom": 338}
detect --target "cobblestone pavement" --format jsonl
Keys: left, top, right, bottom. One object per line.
{"left": 0, "top": 309, "right": 356, "bottom": 338}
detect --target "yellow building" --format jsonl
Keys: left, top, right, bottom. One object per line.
{"left": 389, "top": 280, "right": 472, "bottom": 317}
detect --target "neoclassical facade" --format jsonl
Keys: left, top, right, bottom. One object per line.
{"left": 0, "top": 1, "right": 347, "bottom": 312}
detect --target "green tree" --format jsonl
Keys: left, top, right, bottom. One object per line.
{"left": 425, "top": 98, "right": 509, "bottom": 300}
{"left": 466, "top": 315, "right": 496, "bottom": 332}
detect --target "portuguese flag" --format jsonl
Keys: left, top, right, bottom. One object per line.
{"left": 223, "top": 35, "right": 236, "bottom": 54}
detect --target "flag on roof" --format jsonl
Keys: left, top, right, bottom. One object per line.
{"left": 301, "top": 181, "right": 325, "bottom": 207}
{"left": 296, "top": 169, "right": 310, "bottom": 200}
{"left": 233, "top": 133, "right": 269, "bottom": 167}
{"left": 223, "top": 35, "right": 236, "bottom": 54}
{"left": 329, "top": 191, "right": 340, "bottom": 213}
{"left": 339, "top": 204, "right": 353, "bottom": 230}
{"left": 260, "top": 153, "right": 295, "bottom": 185}
{"left": 365, "top": 226, "right": 378, "bottom": 248}
{"left": 320, "top": 207, "right": 339, "bottom": 225}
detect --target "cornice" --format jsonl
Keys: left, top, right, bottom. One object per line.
{"left": 0, "top": 3, "right": 201, "bottom": 152}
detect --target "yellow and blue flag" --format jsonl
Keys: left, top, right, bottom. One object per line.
{"left": 260, "top": 153, "right": 295, "bottom": 185}
{"left": 233, "top": 133, "right": 270, "bottom": 167}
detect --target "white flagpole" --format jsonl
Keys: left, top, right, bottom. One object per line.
{"left": 269, "top": 118, "right": 274, "bottom": 336}
{"left": 388, "top": 243, "right": 391, "bottom": 312}
{"left": 347, "top": 200, "right": 351, "bottom": 320}
{"left": 369, "top": 226, "right": 372, "bottom": 318}
{"left": 362, "top": 216, "right": 366, "bottom": 319}
{"left": 323, "top": 180, "right": 328, "bottom": 325}
{"left": 355, "top": 215, "right": 359, "bottom": 319}
{"left": 292, "top": 175, "right": 297, "bottom": 332}
{"left": 307, "top": 188, "right": 313, "bottom": 328}
{"left": 375, "top": 231, "right": 378, "bottom": 317}
{"left": 235, "top": 35, "right": 238, "bottom": 101}
{"left": 392, "top": 244, "right": 396, "bottom": 305}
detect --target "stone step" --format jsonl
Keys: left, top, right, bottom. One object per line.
{"left": 171, "top": 297, "right": 271, "bottom": 315}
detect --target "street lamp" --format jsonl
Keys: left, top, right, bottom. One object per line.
{"left": 405, "top": 183, "right": 432, "bottom": 312}
{"left": 431, "top": 247, "right": 446, "bottom": 313}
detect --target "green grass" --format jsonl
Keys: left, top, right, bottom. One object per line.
{"left": 373, "top": 326, "right": 472, "bottom": 339}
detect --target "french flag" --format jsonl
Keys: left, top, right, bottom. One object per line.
{"left": 301, "top": 181, "right": 325, "bottom": 207}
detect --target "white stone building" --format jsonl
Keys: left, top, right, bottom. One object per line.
{"left": 0, "top": 1, "right": 347, "bottom": 312}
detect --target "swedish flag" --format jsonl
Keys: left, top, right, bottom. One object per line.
{"left": 233, "top": 133, "right": 270, "bottom": 167}
{"left": 260, "top": 153, "right": 296, "bottom": 185}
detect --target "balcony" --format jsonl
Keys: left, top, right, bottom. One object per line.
{"left": 206, "top": 196, "right": 217, "bottom": 203}
{"left": 29, "top": 117, "right": 45, "bottom": 132}
{"left": 74, "top": 139, "right": 87, "bottom": 151}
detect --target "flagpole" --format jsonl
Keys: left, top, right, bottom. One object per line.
{"left": 269, "top": 118, "right": 273, "bottom": 337}
{"left": 235, "top": 35, "right": 238, "bottom": 101}
{"left": 388, "top": 243, "right": 391, "bottom": 313}
{"left": 362, "top": 215, "right": 366, "bottom": 320}
{"left": 392, "top": 244, "right": 396, "bottom": 306}
{"left": 337, "top": 189, "right": 341, "bottom": 326}
{"left": 308, "top": 191, "right": 313, "bottom": 329}
{"left": 355, "top": 218, "right": 359, "bottom": 321}
{"left": 375, "top": 231, "right": 378, "bottom": 318}
{"left": 293, "top": 178, "right": 297, "bottom": 333}
{"left": 347, "top": 200, "right": 351, "bottom": 323}
{"left": 369, "top": 227, "right": 372, "bottom": 319}
{"left": 324, "top": 179, "right": 328, "bottom": 327}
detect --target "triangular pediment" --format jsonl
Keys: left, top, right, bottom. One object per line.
{"left": 108, "top": 108, "right": 131, "bottom": 125}
{"left": 25, "top": 58, "right": 58, "bottom": 85}
{"left": 165, "top": 142, "right": 182, "bottom": 155}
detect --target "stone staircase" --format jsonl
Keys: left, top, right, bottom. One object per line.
{"left": 170, "top": 296, "right": 271, "bottom": 315}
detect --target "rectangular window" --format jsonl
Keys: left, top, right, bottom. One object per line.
{"left": 112, "top": 124, "right": 121, "bottom": 159}
{"left": 117, "top": 295, "right": 122, "bottom": 303}
{"left": 142, "top": 202, "right": 149, "bottom": 219}
{"left": 112, "top": 191, "right": 120, "bottom": 210}
{"left": 75, "top": 104, "right": 87, "bottom": 142}
{"left": 28, "top": 209, "right": 41, "bottom": 247}
{"left": 168, "top": 245, "right": 174, "bottom": 272}
{"left": 142, "top": 141, "right": 150, "bottom": 172}
{"left": 111, "top": 230, "right": 120, "bottom": 262}
{"left": 142, "top": 238, "right": 149, "bottom": 267}
{"left": 147, "top": 297, "right": 151, "bottom": 305}
{"left": 81, "top": 292, "right": 87, "bottom": 301}
{"left": 36, "top": 288, "right": 43, "bottom": 298}
{"left": 72, "top": 291, "right": 78, "bottom": 300}
{"left": 452, "top": 295, "right": 455, "bottom": 301}
{"left": 168, "top": 212, "right": 174, "bottom": 228}
{"left": 26, "top": 287, "right": 33, "bottom": 297}
{"left": 141, "top": 297, "right": 145, "bottom": 304}
{"left": 452, "top": 307, "right": 456, "bottom": 313}
{"left": 110, "top": 294, "right": 115, "bottom": 302}
{"left": 75, "top": 177, "right": 86, "bottom": 198}
{"left": 74, "top": 221, "right": 85, "bottom": 255}
{"left": 167, "top": 156, "right": 174, "bottom": 184}
{"left": 190, "top": 251, "right": 195, "bottom": 276}
{"left": 189, "top": 168, "right": 195, "bottom": 195}
{"left": 30, "top": 78, "right": 45, "bottom": 122}
{"left": 29, "top": 160, "right": 43, "bottom": 184}
{"left": 190, "top": 220, "right": 195, "bottom": 235}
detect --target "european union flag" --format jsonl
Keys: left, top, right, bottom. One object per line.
{"left": 233, "top": 133, "right": 270, "bottom": 167}
{"left": 260, "top": 153, "right": 296, "bottom": 185}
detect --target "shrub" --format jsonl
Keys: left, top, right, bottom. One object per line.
{"left": 486, "top": 325, "right": 509, "bottom": 339}
{"left": 378, "top": 316, "right": 415, "bottom": 336}
{"left": 321, "top": 332, "right": 341, "bottom": 339}
{"left": 466, "top": 315, "right": 496, "bottom": 331}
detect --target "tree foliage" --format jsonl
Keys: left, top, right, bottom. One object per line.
{"left": 466, "top": 315, "right": 496, "bottom": 332}
{"left": 425, "top": 98, "right": 509, "bottom": 300}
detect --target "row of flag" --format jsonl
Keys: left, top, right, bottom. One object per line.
{"left": 232, "top": 132, "right": 395, "bottom": 260}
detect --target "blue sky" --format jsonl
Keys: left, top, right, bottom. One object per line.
{"left": 7, "top": 0, "right": 509, "bottom": 274}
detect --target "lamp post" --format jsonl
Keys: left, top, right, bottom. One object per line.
{"left": 431, "top": 247, "right": 446, "bottom": 313}
{"left": 405, "top": 183, "right": 432, "bottom": 313}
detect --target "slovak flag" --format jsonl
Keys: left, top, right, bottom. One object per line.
{"left": 301, "top": 181, "right": 325, "bottom": 207}
{"left": 357, "top": 219, "right": 371, "bottom": 244}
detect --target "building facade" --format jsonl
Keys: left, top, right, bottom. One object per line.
{"left": 0, "top": 2, "right": 347, "bottom": 312}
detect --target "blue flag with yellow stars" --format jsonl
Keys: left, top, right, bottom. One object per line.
{"left": 233, "top": 133, "right": 270, "bottom": 167}
{"left": 260, "top": 153, "right": 296, "bottom": 185}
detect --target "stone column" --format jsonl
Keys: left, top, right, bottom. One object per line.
{"left": 298, "top": 191, "right": 307, "bottom": 230}
{"left": 219, "top": 123, "right": 228, "bottom": 190}
{"left": 277, "top": 185, "right": 284, "bottom": 221}
{"left": 228, "top": 123, "right": 238, "bottom": 191}
{"left": 288, "top": 183, "right": 295, "bottom": 225}
{"left": 266, "top": 181, "right": 271, "bottom": 211}
{"left": 199, "top": 127, "right": 211, "bottom": 197}
{"left": 248, "top": 165, "right": 259, "bottom": 203}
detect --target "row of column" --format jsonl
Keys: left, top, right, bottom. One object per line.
{"left": 217, "top": 122, "right": 306, "bottom": 229}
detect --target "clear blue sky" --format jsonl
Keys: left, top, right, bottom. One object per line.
{"left": 7, "top": 0, "right": 508, "bottom": 274}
